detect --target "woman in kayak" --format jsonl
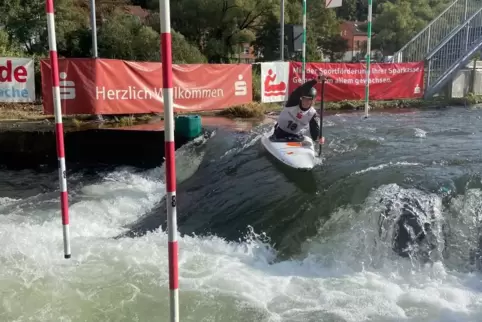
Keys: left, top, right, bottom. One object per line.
{"left": 271, "top": 74, "right": 325, "bottom": 144}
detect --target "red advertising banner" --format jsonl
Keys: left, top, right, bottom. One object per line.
{"left": 40, "top": 58, "right": 253, "bottom": 115}
{"left": 289, "top": 61, "right": 424, "bottom": 101}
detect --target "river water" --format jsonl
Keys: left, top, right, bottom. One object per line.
{"left": 2, "top": 107, "right": 482, "bottom": 321}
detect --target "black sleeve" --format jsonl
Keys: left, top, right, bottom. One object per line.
{"left": 285, "top": 79, "right": 318, "bottom": 107}
{"left": 309, "top": 112, "right": 320, "bottom": 141}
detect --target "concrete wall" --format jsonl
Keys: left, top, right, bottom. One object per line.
{"left": 0, "top": 116, "right": 263, "bottom": 171}
{"left": 0, "top": 128, "right": 190, "bottom": 170}
{"left": 450, "top": 60, "right": 482, "bottom": 98}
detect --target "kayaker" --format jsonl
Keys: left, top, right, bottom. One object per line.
{"left": 271, "top": 73, "right": 325, "bottom": 144}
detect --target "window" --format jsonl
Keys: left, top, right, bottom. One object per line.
{"left": 243, "top": 47, "right": 250, "bottom": 54}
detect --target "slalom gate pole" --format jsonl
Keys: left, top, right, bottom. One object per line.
{"left": 45, "top": 0, "right": 71, "bottom": 259}
{"left": 159, "top": 0, "right": 179, "bottom": 320}
{"left": 301, "top": 0, "right": 307, "bottom": 82}
{"left": 363, "top": 0, "right": 373, "bottom": 119}
{"left": 89, "top": 0, "right": 98, "bottom": 57}
{"left": 318, "top": 78, "right": 326, "bottom": 158}
{"left": 280, "top": 0, "right": 285, "bottom": 61}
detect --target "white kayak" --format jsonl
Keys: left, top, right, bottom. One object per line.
{"left": 261, "top": 131, "right": 317, "bottom": 170}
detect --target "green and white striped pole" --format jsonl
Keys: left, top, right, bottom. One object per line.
{"left": 302, "top": 0, "right": 307, "bottom": 83}
{"left": 364, "top": 0, "right": 373, "bottom": 118}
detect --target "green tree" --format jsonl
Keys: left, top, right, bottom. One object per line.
{"left": 162, "top": 0, "right": 277, "bottom": 62}
{"left": 307, "top": 0, "right": 343, "bottom": 61}
{"left": 335, "top": 0, "right": 357, "bottom": 21}
{"left": 320, "top": 35, "right": 349, "bottom": 61}
{"left": 0, "top": 0, "right": 458, "bottom": 65}
{"left": 252, "top": 13, "right": 280, "bottom": 61}
{"left": 170, "top": 31, "right": 208, "bottom": 64}
{"left": 144, "top": 13, "right": 207, "bottom": 63}
{"left": 372, "top": 0, "right": 452, "bottom": 54}
{"left": 0, "top": 29, "right": 24, "bottom": 57}
{"left": 254, "top": 0, "right": 346, "bottom": 62}
{"left": 0, "top": 0, "right": 89, "bottom": 55}
{"left": 98, "top": 10, "right": 159, "bottom": 61}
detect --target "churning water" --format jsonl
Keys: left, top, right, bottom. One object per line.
{"left": 2, "top": 107, "right": 482, "bottom": 321}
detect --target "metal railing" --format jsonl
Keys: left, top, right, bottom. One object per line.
{"left": 424, "top": 8, "right": 482, "bottom": 98}
{"left": 394, "top": 0, "right": 480, "bottom": 63}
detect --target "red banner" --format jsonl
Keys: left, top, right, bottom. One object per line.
{"left": 40, "top": 58, "right": 253, "bottom": 115}
{"left": 289, "top": 62, "right": 424, "bottom": 101}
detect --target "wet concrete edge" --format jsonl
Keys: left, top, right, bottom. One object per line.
{"left": 0, "top": 107, "right": 442, "bottom": 171}
{"left": 0, "top": 116, "right": 269, "bottom": 170}
{"left": 0, "top": 128, "right": 189, "bottom": 170}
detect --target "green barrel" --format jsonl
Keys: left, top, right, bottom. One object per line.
{"left": 174, "top": 115, "right": 202, "bottom": 139}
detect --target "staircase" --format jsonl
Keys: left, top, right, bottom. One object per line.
{"left": 392, "top": 0, "right": 482, "bottom": 98}
{"left": 394, "top": 0, "right": 479, "bottom": 63}
{"left": 424, "top": 8, "right": 482, "bottom": 98}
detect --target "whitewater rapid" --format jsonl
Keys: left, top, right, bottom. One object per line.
{"left": 2, "top": 166, "right": 482, "bottom": 321}
{"left": 2, "top": 109, "right": 482, "bottom": 321}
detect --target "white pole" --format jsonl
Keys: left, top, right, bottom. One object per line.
{"left": 280, "top": 0, "right": 285, "bottom": 60}
{"left": 159, "top": 0, "right": 179, "bottom": 320}
{"left": 45, "top": 0, "right": 72, "bottom": 259}
{"left": 363, "top": 0, "right": 373, "bottom": 118}
{"left": 89, "top": 0, "right": 98, "bottom": 57}
{"left": 302, "top": 0, "right": 307, "bottom": 83}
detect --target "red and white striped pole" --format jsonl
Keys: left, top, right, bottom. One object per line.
{"left": 45, "top": 0, "right": 71, "bottom": 259}
{"left": 159, "top": 0, "right": 179, "bottom": 320}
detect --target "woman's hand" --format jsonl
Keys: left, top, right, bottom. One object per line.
{"left": 317, "top": 73, "right": 327, "bottom": 82}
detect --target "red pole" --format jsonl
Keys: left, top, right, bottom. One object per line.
{"left": 45, "top": 0, "right": 71, "bottom": 259}
{"left": 159, "top": 0, "right": 179, "bottom": 320}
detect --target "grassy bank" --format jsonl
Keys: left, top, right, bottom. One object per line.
{"left": 0, "top": 103, "right": 45, "bottom": 121}
{"left": 2, "top": 93, "right": 482, "bottom": 125}
{"left": 215, "top": 93, "right": 482, "bottom": 118}
{"left": 0, "top": 103, "right": 154, "bottom": 127}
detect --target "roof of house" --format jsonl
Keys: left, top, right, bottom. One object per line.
{"left": 123, "top": 5, "right": 150, "bottom": 19}
{"left": 340, "top": 21, "right": 372, "bottom": 36}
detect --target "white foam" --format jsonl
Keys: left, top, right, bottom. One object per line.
{"left": 219, "top": 129, "right": 265, "bottom": 159}
{"left": 1, "top": 172, "right": 482, "bottom": 321}
{"left": 0, "top": 197, "right": 20, "bottom": 207}
{"left": 414, "top": 128, "right": 427, "bottom": 138}
{"left": 354, "top": 162, "right": 422, "bottom": 175}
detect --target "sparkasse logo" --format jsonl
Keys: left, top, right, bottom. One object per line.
{"left": 0, "top": 58, "right": 35, "bottom": 102}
